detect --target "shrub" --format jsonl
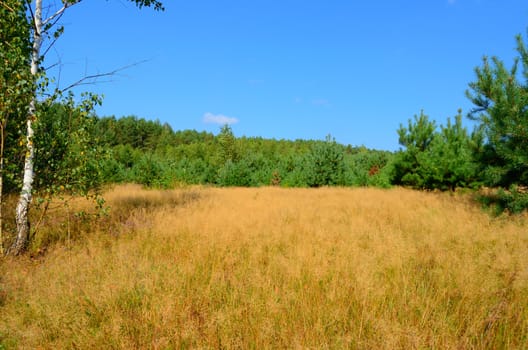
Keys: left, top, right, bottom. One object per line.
{"left": 305, "top": 135, "right": 345, "bottom": 187}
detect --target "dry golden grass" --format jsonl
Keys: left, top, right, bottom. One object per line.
{"left": 0, "top": 184, "right": 527, "bottom": 349}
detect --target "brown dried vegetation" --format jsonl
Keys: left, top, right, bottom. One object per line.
{"left": 0, "top": 185, "right": 527, "bottom": 348}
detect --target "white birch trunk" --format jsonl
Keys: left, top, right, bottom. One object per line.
{"left": 10, "top": 0, "right": 42, "bottom": 255}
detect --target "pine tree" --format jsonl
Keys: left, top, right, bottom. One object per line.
{"left": 467, "top": 32, "right": 528, "bottom": 188}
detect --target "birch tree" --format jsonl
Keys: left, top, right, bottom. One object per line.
{"left": 7, "top": 0, "right": 164, "bottom": 255}
{"left": 0, "top": 0, "right": 33, "bottom": 255}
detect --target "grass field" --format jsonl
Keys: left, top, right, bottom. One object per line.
{"left": 0, "top": 185, "right": 527, "bottom": 349}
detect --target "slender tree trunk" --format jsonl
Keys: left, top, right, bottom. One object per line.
{"left": 9, "top": 0, "right": 42, "bottom": 255}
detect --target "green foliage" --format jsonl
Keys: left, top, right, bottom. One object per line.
{"left": 131, "top": 0, "right": 165, "bottom": 11}
{"left": 0, "top": 0, "right": 32, "bottom": 111}
{"left": 89, "top": 119, "right": 396, "bottom": 190}
{"left": 305, "top": 135, "right": 345, "bottom": 187}
{"left": 113, "top": 144, "right": 142, "bottom": 170}
{"left": 398, "top": 110, "right": 437, "bottom": 153}
{"left": 172, "top": 157, "right": 215, "bottom": 185}
{"left": 216, "top": 160, "right": 251, "bottom": 187}
{"left": 280, "top": 155, "right": 309, "bottom": 187}
{"left": 233, "top": 153, "right": 272, "bottom": 187}
{"left": 393, "top": 111, "right": 480, "bottom": 190}
{"left": 217, "top": 124, "right": 239, "bottom": 164}
{"left": 467, "top": 32, "right": 528, "bottom": 188}
{"left": 495, "top": 186, "right": 528, "bottom": 214}
{"left": 93, "top": 116, "right": 214, "bottom": 152}
{"left": 477, "top": 186, "right": 528, "bottom": 215}
{"left": 344, "top": 148, "right": 393, "bottom": 188}
{"left": 34, "top": 93, "right": 108, "bottom": 197}
{"left": 0, "top": 0, "right": 33, "bottom": 193}
{"left": 100, "top": 158, "right": 127, "bottom": 184}
{"left": 108, "top": 116, "right": 168, "bottom": 150}
{"left": 214, "top": 128, "right": 278, "bottom": 187}
{"left": 132, "top": 154, "right": 171, "bottom": 188}
{"left": 249, "top": 154, "right": 275, "bottom": 186}
{"left": 393, "top": 111, "right": 436, "bottom": 188}
{"left": 419, "top": 112, "right": 481, "bottom": 190}
{"left": 466, "top": 30, "right": 528, "bottom": 212}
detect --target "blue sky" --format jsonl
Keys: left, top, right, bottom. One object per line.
{"left": 46, "top": 0, "right": 528, "bottom": 150}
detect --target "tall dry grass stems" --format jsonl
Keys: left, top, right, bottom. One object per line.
{"left": 0, "top": 184, "right": 527, "bottom": 348}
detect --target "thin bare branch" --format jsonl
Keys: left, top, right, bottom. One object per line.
{"left": 43, "top": 61, "right": 61, "bottom": 72}
{"left": 25, "top": 0, "right": 37, "bottom": 32}
{"left": 41, "top": 30, "right": 61, "bottom": 58}
{"left": 59, "top": 60, "right": 150, "bottom": 93}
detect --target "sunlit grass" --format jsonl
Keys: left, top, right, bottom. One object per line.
{"left": 0, "top": 185, "right": 527, "bottom": 348}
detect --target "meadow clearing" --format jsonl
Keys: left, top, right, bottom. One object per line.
{"left": 0, "top": 185, "right": 527, "bottom": 349}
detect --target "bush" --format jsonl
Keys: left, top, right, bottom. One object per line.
{"left": 393, "top": 111, "right": 480, "bottom": 190}
{"left": 479, "top": 185, "right": 528, "bottom": 215}
{"left": 216, "top": 160, "right": 251, "bottom": 187}
{"left": 344, "top": 149, "right": 393, "bottom": 187}
{"left": 132, "top": 155, "right": 171, "bottom": 188}
{"left": 305, "top": 136, "right": 345, "bottom": 187}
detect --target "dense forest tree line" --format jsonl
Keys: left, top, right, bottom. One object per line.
{"left": 85, "top": 116, "right": 393, "bottom": 189}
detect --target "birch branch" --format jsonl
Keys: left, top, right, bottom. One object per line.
{"left": 59, "top": 60, "right": 149, "bottom": 93}
{"left": 41, "top": 0, "right": 80, "bottom": 27}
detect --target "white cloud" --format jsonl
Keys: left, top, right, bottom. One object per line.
{"left": 203, "top": 112, "right": 239, "bottom": 125}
